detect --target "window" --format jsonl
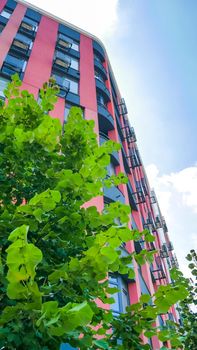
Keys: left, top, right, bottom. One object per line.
{"left": 20, "top": 16, "right": 38, "bottom": 33}
{"left": 64, "top": 103, "right": 72, "bottom": 122}
{"left": 109, "top": 275, "right": 129, "bottom": 314}
{"left": 2, "top": 54, "right": 27, "bottom": 76}
{"left": 66, "top": 77, "right": 78, "bottom": 94}
{"left": 107, "top": 162, "right": 116, "bottom": 177}
{"left": 12, "top": 33, "right": 33, "bottom": 53}
{"left": 52, "top": 73, "right": 78, "bottom": 95}
{"left": 55, "top": 51, "right": 79, "bottom": 70}
{"left": 0, "top": 22, "right": 5, "bottom": 33}
{"left": 95, "top": 70, "right": 105, "bottom": 83}
{"left": 57, "top": 33, "right": 79, "bottom": 52}
{"left": 0, "top": 8, "right": 12, "bottom": 19}
{"left": 14, "top": 33, "right": 33, "bottom": 48}
{"left": 0, "top": 77, "right": 9, "bottom": 100}
{"left": 94, "top": 53, "right": 103, "bottom": 64}
{"left": 97, "top": 93, "right": 107, "bottom": 108}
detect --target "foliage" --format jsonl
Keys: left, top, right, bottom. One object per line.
{"left": 172, "top": 249, "right": 197, "bottom": 349}
{"left": 0, "top": 75, "right": 189, "bottom": 349}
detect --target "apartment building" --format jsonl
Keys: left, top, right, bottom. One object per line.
{"left": 0, "top": 1, "right": 179, "bottom": 348}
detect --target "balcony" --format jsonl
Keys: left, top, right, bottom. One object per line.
{"left": 56, "top": 33, "right": 72, "bottom": 52}
{"left": 132, "top": 188, "right": 146, "bottom": 205}
{"left": 160, "top": 243, "right": 169, "bottom": 258}
{"left": 162, "top": 217, "right": 168, "bottom": 233}
{"left": 134, "top": 239, "right": 145, "bottom": 253}
{"left": 121, "top": 147, "right": 130, "bottom": 174}
{"left": 127, "top": 181, "right": 138, "bottom": 210}
{"left": 99, "top": 132, "right": 119, "bottom": 165}
{"left": 97, "top": 103, "right": 114, "bottom": 133}
{"left": 93, "top": 40, "right": 105, "bottom": 62}
{"left": 119, "top": 246, "right": 135, "bottom": 282}
{"left": 10, "top": 39, "right": 31, "bottom": 58}
{"left": 150, "top": 258, "right": 166, "bottom": 281}
{"left": 104, "top": 186, "right": 125, "bottom": 204}
{"left": 155, "top": 216, "right": 162, "bottom": 229}
{"left": 118, "top": 98, "right": 128, "bottom": 116}
{"left": 127, "top": 151, "right": 140, "bottom": 169}
{"left": 150, "top": 191, "right": 157, "bottom": 204}
{"left": 95, "top": 79, "right": 110, "bottom": 102}
{"left": 0, "top": 14, "right": 8, "bottom": 27}
{"left": 57, "top": 80, "right": 70, "bottom": 98}
{"left": 94, "top": 58, "right": 107, "bottom": 80}
{"left": 168, "top": 241, "right": 174, "bottom": 251}
{"left": 53, "top": 51, "right": 71, "bottom": 74}
{"left": 122, "top": 124, "right": 137, "bottom": 144}
{"left": 19, "top": 20, "right": 37, "bottom": 38}
{"left": 1, "top": 62, "right": 24, "bottom": 79}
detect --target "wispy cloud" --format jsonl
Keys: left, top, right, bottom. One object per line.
{"left": 146, "top": 163, "right": 197, "bottom": 277}
{"left": 26, "top": 0, "right": 119, "bottom": 39}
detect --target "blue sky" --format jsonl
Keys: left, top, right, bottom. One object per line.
{"left": 26, "top": 0, "right": 197, "bottom": 275}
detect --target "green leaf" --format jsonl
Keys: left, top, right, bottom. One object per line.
{"left": 93, "top": 339, "right": 109, "bottom": 349}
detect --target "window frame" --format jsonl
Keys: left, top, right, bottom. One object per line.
{"left": 109, "top": 274, "right": 130, "bottom": 315}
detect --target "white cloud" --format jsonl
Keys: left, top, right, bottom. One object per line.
{"left": 25, "top": 0, "right": 119, "bottom": 39}
{"left": 146, "top": 164, "right": 197, "bottom": 214}
{"left": 146, "top": 163, "right": 197, "bottom": 277}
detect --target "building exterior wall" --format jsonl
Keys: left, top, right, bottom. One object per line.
{"left": 0, "top": 1, "right": 180, "bottom": 348}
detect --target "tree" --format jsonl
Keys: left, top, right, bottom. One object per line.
{"left": 171, "top": 249, "right": 197, "bottom": 349}
{"left": 0, "top": 75, "right": 189, "bottom": 349}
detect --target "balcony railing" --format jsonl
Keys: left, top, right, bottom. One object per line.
{"left": 56, "top": 33, "right": 72, "bottom": 52}
{"left": 53, "top": 51, "right": 71, "bottom": 73}
{"left": 160, "top": 243, "right": 169, "bottom": 258}
{"left": 97, "top": 103, "right": 114, "bottom": 133}
{"left": 95, "top": 79, "right": 111, "bottom": 102}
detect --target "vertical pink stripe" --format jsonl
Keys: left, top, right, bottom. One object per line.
{"left": 50, "top": 97, "right": 65, "bottom": 124}
{"left": 23, "top": 16, "right": 58, "bottom": 88}
{"left": 0, "top": 0, "right": 6, "bottom": 12}
{"left": 0, "top": 3, "right": 26, "bottom": 68}
{"left": 80, "top": 34, "right": 97, "bottom": 111}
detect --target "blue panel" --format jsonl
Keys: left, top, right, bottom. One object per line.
{"left": 93, "top": 40, "right": 105, "bottom": 61}
{"left": 66, "top": 92, "right": 80, "bottom": 105}
{"left": 60, "top": 344, "right": 77, "bottom": 350}
{"left": 98, "top": 104, "right": 114, "bottom": 132}
{"left": 6, "top": 0, "right": 16, "bottom": 10}
{"left": 138, "top": 268, "right": 151, "bottom": 296}
{"left": 59, "top": 24, "right": 80, "bottom": 41}
{"left": 25, "top": 8, "right": 42, "bottom": 22}
{"left": 104, "top": 186, "right": 125, "bottom": 204}
{"left": 0, "top": 15, "right": 8, "bottom": 25}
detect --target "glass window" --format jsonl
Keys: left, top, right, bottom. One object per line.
{"left": 109, "top": 275, "right": 129, "bottom": 314}
{"left": 52, "top": 74, "right": 78, "bottom": 95}
{"left": 0, "top": 77, "right": 8, "bottom": 99}
{"left": 95, "top": 70, "right": 105, "bottom": 83}
{"left": 0, "top": 23, "right": 5, "bottom": 33}
{"left": 58, "top": 33, "right": 79, "bottom": 52}
{"left": 1, "top": 9, "right": 12, "bottom": 19}
{"left": 107, "top": 162, "right": 116, "bottom": 177}
{"left": 67, "top": 77, "right": 78, "bottom": 94}
{"left": 94, "top": 53, "right": 103, "bottom": 64}
{"left": 121, "top": 280, "right": 129, "bottom": 312}
{"left": 71, "top": 41, "right": 79, "bottom": 51}
{"left": 55, "top": 51, "right": 78, "bottom": 70}
{"left": 64, "top": 103, "right": 72, "bottom": 122}
{"left": 21, "top": 16, "right": 38, "bottom": 32}
{"left": 5, "top": 54, "right": 26, "bottom": 71}
{"left": 97, "top": 93, "right": 107, "bottom": 107}
{"left": 70, "top": 57, "right": 78, "bottom": 70}
{"left": 15, "top": 33, "right": 33, "bottom": 47}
